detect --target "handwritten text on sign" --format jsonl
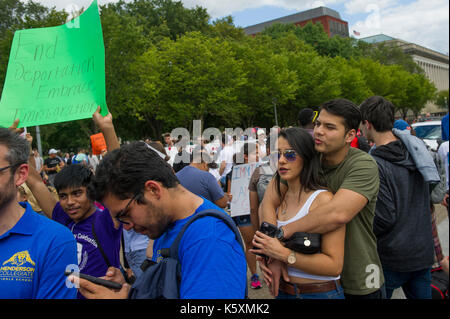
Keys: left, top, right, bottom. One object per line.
{"left": 230, "top": 162, "right": 258, "bottom": 217}
{"left": 0, "top": 0, "right": 107, "bottom": 128}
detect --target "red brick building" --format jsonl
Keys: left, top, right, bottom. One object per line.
{"left": 244, "top": 6, "right": 349, "bottom": 38}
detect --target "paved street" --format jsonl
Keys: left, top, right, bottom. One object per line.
{"left": 247, "top": 204, "right": 449, "bottom": 299}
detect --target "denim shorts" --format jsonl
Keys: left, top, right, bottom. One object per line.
{"left": 232, "top": 214, "right": 252, "bottom": 227}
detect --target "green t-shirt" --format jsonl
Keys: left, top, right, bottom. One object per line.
{"left": 321, "top": 147, "right": 384, "bottom": 295}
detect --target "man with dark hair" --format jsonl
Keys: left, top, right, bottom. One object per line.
{"left": 25, "top": 110, "right": 123, "bottom": 299}
{"left": 0, "top": 125, "right": 77, "bottom": 299}
{"left": 75, "top": 140, "right": 247, "bottom": 299}
{"left": 258, "top": 98, "right": 385, "bottom": 299}
{"left": 360, "top": 95, "right": 438, "bottom": 299}
{"left": 297, "top": 108, "right": 317, "bottom": 136}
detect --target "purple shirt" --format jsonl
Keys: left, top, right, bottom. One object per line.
{"left": 52, "top": 203, "right": 122, "bottom": 278}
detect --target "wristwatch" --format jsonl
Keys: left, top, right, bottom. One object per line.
{"left": 287, "top": 250, "right": 296, "bottom": 265}
{"left": 275, "top": 226, "right": 285, "bottom": 241}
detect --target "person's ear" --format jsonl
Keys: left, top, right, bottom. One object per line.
{"left": 15, "top": 164, "right": 29, "bottom": 187}
{"left": 345, "top": 128, "right": 357, "bottom": 144}
{"left": 144, "top": 180, "right": 162, "bottom": 199}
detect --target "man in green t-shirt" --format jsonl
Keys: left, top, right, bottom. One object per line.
{"left": 258, "top": 98, "right": 385, "bottom": 299}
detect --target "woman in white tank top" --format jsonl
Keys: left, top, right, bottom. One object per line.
{"left": 251, "top": 128, "right": 346, "bottom": 299}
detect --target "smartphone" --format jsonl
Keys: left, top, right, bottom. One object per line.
{"left": 65, "top": 271, "right": 122, "bottom": 290}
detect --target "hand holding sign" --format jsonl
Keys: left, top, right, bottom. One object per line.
{"left": 92, "top": 105, "right": 113, "bottom": 131}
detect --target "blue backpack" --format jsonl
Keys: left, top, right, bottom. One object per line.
{"left": 128, "top": 209, "right": 248, "bottom": 299}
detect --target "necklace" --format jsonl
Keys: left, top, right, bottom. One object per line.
{"left": 280, "top": 201, "right": 288, "bottom": 215}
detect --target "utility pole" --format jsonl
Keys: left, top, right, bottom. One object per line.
{"left": 35, "top": 125, "right": 42, "bottom": 157}
{"left": 272, "top": 98, "right": 279, "bottom": 127}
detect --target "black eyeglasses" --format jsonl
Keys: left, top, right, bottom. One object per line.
{"left": 276, "top": 150, "right": 298, "bottom": 162}
{"left": 115, "top": 193, "right": 140, "bottom": 225}
{"left": 0, "top": 162, "right": 26, "bottom": 173}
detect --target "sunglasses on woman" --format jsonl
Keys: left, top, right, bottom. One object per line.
{"left": 276, "top": 150, "right": 298, "bottom": 162}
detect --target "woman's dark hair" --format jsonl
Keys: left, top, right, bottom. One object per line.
{"left": 54, "top": 164, "right": 93, "bottom": 193}
{"left": 274, "top": 128, "right": 326, "bottom": 201}
{"left": 88, "top": 141, "right": 179, "bottom": 203}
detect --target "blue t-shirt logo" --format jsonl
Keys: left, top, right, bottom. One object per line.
{"left": 1, "top": 250, "right": 36, "bottom": 282}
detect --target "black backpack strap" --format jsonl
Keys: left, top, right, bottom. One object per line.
{"left": 91, "top": 217, "right": 112, "bottom": 268}
{"left": 167, "top": 208, "right": 248, "bottom": 298}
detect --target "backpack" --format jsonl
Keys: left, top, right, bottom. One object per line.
{"left": 431, "top": 266, "right": 449, "bottom": 299}
{"left": 128, "top": 209, "right": 247, "bottom": 299}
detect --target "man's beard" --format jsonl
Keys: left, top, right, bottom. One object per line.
{"left": 143, "top": 199, "right": 172, "bottom": 240}
{"left": 0, "top": 177, "right": 17, "bottom": 213}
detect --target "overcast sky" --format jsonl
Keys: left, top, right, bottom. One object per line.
{"left": 31, "top": 0, "right": 449, "bottom": 54}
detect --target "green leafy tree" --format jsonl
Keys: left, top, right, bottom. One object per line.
{"left": 232, "top": 34, "right": 299, "bottom": 128}
{"left": 330, "top": 57, "right": 372, "bottom": 104}
{"left": 435, "top": 90, "right": 449, "bottom": 110}
{"left": 355, "top": 41, "right": 423, "bottom": 74}
{"left": 128, "top": 32, "right": 247, "bottom": 136}
{"left": 403, "top": 73, "right": 437, "bottom": 118}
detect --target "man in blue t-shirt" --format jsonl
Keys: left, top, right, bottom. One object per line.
{"left": 74, "top": 141, "right": 247, "bottom": 299}
{"left": 0, "top": 127, "right": 77, "bottom": 299}
{"left": 176, "top": 148, "right": 229, "bottom": 208}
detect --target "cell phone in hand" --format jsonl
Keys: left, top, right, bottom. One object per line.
{"left": 65, "top": 270, "right": 122, "bottom": 290}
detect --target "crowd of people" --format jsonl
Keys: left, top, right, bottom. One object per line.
{"left": 0, "top": 97, "right": 448, "bottom": 300}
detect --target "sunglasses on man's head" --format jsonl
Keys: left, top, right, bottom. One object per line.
{"left": 276, "top": 150, "right": 298, "bottom": 162}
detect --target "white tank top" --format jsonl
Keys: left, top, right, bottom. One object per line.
{"left": 277, "top": 189, "right": 340, "bottom": 282}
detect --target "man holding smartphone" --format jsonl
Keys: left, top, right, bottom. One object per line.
{"left": 69, "top": 110, "right": 247, "bottom": 299}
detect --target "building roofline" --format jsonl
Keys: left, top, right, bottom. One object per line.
{"left": 243, "top": 6, "right": 344, "bottom": 35}
{"left": 360, "top": 33, "right": 449, "bottom": 63}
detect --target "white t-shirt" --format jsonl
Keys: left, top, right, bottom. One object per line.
{"left": 165, "top": 145, "right": 179, "bottom": 167}
{"left": 34, "top": 156, "right": 43, "bottom": 171}
{"left": 218, "top": 145, "right": 235, "bottom": 178}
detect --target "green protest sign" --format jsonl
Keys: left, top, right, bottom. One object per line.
{"left": 0, "top": 0, "right": 107, "bottom": 128}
